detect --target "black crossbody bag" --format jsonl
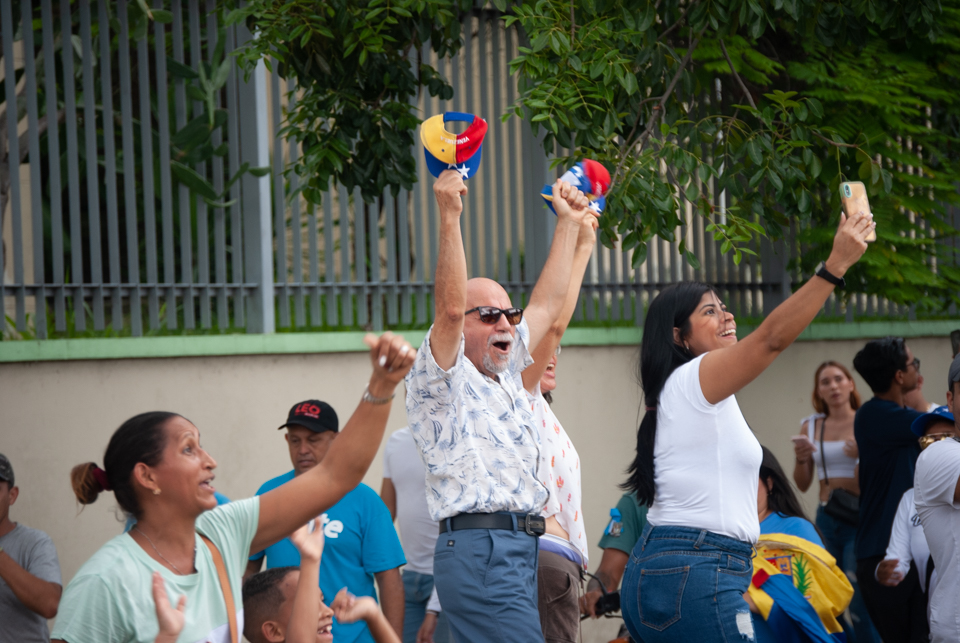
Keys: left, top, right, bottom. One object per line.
{"left": 819, "top": 418, "right": 860, "bottom": 526}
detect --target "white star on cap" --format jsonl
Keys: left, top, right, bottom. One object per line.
{"left": 447, "top": 163, "right": 470, "bottom": 179}
{"left": 571, "top": 165, "right": 584, "bottom": 178}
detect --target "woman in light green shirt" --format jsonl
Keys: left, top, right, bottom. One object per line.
{"left": 52, "top": 333, "right": 414, "bottom": 643}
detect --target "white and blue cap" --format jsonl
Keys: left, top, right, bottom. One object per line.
{"left": 911, "top": 405, "right": 956, "bottom": 437}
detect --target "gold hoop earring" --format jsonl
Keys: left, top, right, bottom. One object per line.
{"left": 153, "top": 488, "right": 161, "bottom": 496}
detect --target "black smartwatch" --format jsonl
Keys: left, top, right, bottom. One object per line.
{"left": 815, "top": 265, "right": 845, "bottom": 289}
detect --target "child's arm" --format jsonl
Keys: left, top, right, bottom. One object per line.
{"left": 331, "top": 589, "right": 402, "bottom": 643}
{"left": 287, "top": 518, "right": 325, "bottom": 643}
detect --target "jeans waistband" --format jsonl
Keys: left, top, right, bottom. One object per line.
{"left": 640, "top": 523, "right": 754, "bottom": 557}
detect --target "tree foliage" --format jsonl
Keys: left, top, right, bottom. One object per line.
{"left": 227, "top": 0, "right": 471, "bottom": 204}
{"left": 501, "top": 0, "right": 960, "bottom": 312}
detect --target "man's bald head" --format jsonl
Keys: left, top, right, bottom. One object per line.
{"left": 466, "top": 278, "right": 512, "bottom": 310}
{"left": 463, "top": 278, "right": 516, "bottom": 379}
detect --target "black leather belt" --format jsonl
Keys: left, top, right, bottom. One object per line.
{"left": 439, "top": 513, "right": 546, "bottom": 536}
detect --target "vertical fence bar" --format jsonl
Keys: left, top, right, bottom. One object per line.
{"left": 398, "top": 188, "right": 412, "bottom": 324}
{"left": 79, "top": 0, "right": 105, "bottom": 329}
{"left": 385, "top": 191, "right": 399, "bottom": 325}
{"left": 492, "top": 15, "right": 507, "bottom": 286}
{"left": 339, "top": 185, "right": 353, "bottom": 327}
{"left": 462, "top": 15, "right": 480, "bottom": 276}
{"left": 324, "top": 185, "right": 337, "bottom": 326}
{"left": 355, "top": 190, "right": 369, "bottom": 327}
{"left": 60, "top": 0, "right": 84, "bottom": 331}
{"left": 154, "top": 5, "right": 177, "bottom": 329}
{"left": 21, "top": 0, "right": 47, "bottom": 337}
{"left": 236, "top": 20, "right": 275, "bottom": 333}
{"left": 504, "top": 26, "right": 522, "bottom": 303}
{"left": 369, "top": 196, "right": 383, "bottom": 331}
{"left": 271, "top": 70, "right": 289, "bottom": 327}
{"left": 118, "top": 0, "right": 143, "bottom": 335}
{"left": 478, "top": 12, "right": 495, "bottom": 285}
{"left": 98, "top": 0, "right": 124, "bottom": 330}
{"left": 308, "top": 202, "right": 320, "bottom": 325}
{"left": 138, "top": 20, "right": 159, "bottom": 329}
{"left": 1, "top": 0, "right": 24, "bottom": 331}
{"left": 287, "top": 79, "right": 306, "bottom": 328}
{"left": 172, "top": 1, "right": 194, "bottom": 328}
{"left": 414, "top": 87, "right": 428, "bottom": 325}
{"left": 224, "top": 17, "right": 244, "bottom": 328}
{"left": 206, "top": 1, "right": 228, "bottom": 327}
{"left": 188, "top": 0, "right": 210, "bottom": 327}
{"left": 42, "top": 0, "right": 65, "bottom": 331}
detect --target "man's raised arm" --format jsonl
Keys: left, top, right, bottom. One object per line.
{"left": 523, "top": 180, "right": 595, "bottom": 350}
{"left": 430, "top": 170, "right": 470, "bottom": 370}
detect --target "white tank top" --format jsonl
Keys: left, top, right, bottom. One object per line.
{"left": 803, "top": 413, "right": 858, "bottom": 481}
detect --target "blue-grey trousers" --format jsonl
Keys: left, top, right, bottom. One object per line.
{"left": 402, "top": 569, "right": 451, "bottom": 643}
{"left": 433, "top": 514, "right": 542, "bottom": 643}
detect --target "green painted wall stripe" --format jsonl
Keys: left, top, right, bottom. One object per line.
{"left": 1, "top": 320, "right": 957, "bottom": 363}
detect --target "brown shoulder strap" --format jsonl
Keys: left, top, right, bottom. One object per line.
{"left": 200, "top": 534, "right": 239, "bottom": 643}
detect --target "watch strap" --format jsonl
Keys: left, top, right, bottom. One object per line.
{"left": 816, "top": 266, "right": 845, "bottom": 288}
{"left": 361, "top": 385, "right": 395, "bottom": 405}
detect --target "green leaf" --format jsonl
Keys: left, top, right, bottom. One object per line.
{"left": 172, "top": 115, "right": 212, "bottom": 149}
{"left": 623, "top": 72, "right": 639, "bottom": 96}
{"left": 167, "top": 57, "right": 199, "bottom": 80}
{"left": 809, "top": 155, "right": 822, "bottom": 179}
{"left": 767, "top": 168, "right": 783, "bottom": 191}
{"left": 171, "top": 161, "right": 218, "bottom": 200}
{"left": 211, "top": 59, "right": 232, "bottom": 90}
{"left": 151, "top": 9, "right": 173, "bottom": 23}
{"left": 747, "top": 139, "right": 763, "bottom": 166}
{"left": 248, "top": 166, "right": 272, "bottom": 177}
{"left": 807, "top": 97, "right": 824, "bottom": 120}
{"left": 203, "top": 198, "right": 237, "bottom": 209}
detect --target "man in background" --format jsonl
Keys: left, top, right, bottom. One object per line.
{"left": 0, "top": 453, "right": 62, "bottom": 643}
{"left": 381, "top": 427, "right": 450, "bottom": 643}
{"left": 853, "top": 337, "right": 924, "bottom": 641}
{"left": 247, "top": 400, "right": 407, "bottom": 643}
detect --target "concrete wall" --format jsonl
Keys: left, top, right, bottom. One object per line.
{"left": 0, "top": 335, "right": 953, "bottom": 642}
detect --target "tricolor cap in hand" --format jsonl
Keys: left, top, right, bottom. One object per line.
{"left": 420, "top": 112, "right": 488, "bottom": 180}
{"left": 541, "top": 159, "right": 611, "bottom": 215}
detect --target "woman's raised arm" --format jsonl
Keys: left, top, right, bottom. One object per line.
{"left": 699, "top": 211, "right": 873, "bottom": 404}
{"left": 251, "top": 332, "right": 415, "bottom": 554}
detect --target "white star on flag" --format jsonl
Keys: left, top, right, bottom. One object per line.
{"left": 589, "top": 200, "right": 603, "bottom": 213}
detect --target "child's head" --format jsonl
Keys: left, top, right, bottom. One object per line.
{"left": 242, "top": 567, "right": 334, "bottom": 643}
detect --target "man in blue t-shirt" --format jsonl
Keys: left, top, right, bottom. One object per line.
{"left": 852, "top": 337, "right": 924, "bottom": 643}
{"left": 245, "top": 400, "right": 406, "bottom": 643}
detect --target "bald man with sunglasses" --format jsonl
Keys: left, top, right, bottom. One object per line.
{"left": 404, "top": 169, "right": 598, "bottom": 643}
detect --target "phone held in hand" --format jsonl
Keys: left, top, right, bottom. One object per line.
{"left": 839, "top": 181, "right": 877, "bottom": 242}
{"left": 791, "top": 435, "right": 811, "bottom": 445}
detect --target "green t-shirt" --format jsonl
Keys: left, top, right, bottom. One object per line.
{"left": 597, "top": 492, "right": 647, "bottom": 554}
{"left": 52, "top": 497, "right": 259, "bottom": 643}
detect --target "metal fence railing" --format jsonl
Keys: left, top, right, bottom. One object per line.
{"left": 1, "top": 2, "right": 954, "bottom": 339}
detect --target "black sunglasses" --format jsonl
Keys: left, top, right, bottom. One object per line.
{"left": 465, "top": 306, "right": 524, "bottom": 325}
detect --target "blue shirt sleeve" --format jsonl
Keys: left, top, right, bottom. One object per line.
{"left": 760, "top": 513, "right": 824, "bottom": 548}
{"left": 358, "top": 486, "right": 407, "bottom": 574}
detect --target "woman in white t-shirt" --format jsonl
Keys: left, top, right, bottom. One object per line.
{"left": 619, "top": 211, "right": 873, "bottom": 643}
{"left": 51, "top": 333, "right": 414, "bottom": 643}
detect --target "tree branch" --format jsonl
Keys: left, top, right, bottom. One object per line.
{"left": 657, "top": 1, "right": 698, "bottom": 43}
{"left": 611, "top": 28, "right": 706, "bottom": 190}
{"left": 570, "top": 0, "right": 575, "bottom": 42}
{"left": 812, "top": 130, "right": 859, "bottom": 149}
{"left": 719, "top": 38, "right": 757, "bottom": 110}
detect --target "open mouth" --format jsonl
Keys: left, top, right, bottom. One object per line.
{"left": 200, "top": 477, "right": 215, "bottom": 493}
{"left": 719, "top": 328, "right": 736, "bottom": 338}
{"left": 317, "top": 622, "right": 333, "bottom": 641}
{"left": 493, "top": 341, "right": 510, "bottom": 352}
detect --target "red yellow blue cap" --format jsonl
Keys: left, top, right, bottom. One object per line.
{"left": 420, "top": 112, "right": 488, "bottom": 180}
{"left": 540, "top": 160, "right": 611, "bottom": 215}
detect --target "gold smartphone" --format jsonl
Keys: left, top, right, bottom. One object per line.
{"left": 839, "top": 181, "right": 877, "bottom": 242}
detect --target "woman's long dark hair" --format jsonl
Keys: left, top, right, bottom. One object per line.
{"left": 759, "top": 445, "right": 810, "bottom": 521}
{"left": 622, "top": 281, "right": 717, "bottom": 506}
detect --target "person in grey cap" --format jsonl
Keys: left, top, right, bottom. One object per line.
{"left": 0, "top": 453, "right": 63, "bottom": 643}
{"left": 914, "top": 353, "right": 960, "bottom": 642}
{"left": 244, "top": 400, "right": 407, "bottom": 643}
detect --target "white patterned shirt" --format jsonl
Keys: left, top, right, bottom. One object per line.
{"left": 405, "top": 319, "right": 548, "bottom": 521}
{"left": 529, "top": 387, "right": 589, "bottom": 568}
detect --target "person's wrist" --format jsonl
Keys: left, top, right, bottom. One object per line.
{"left": 366, "top": 375, "right": 396, "bottom": 400}
{"left": 823, "top": 256, "right": 849, "bottom": 278}
{"left": 796, "top": 456, "right": 811, "bottom": 464}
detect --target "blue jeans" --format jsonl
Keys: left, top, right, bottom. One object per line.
{"left": 622, "top": 524, "right": 755, "bottom": 643}
{"left": 816, "top": 506, "right": 880, "bottom": 643}
{"left": 432, "top": 515, "right": 541, "bottom": 643}
{"left": 401, "top": 570, "right": 450, "bottom": 643}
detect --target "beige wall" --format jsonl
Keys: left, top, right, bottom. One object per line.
{"left": 0, "top": 335, "right": 953, "bottom": 642}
